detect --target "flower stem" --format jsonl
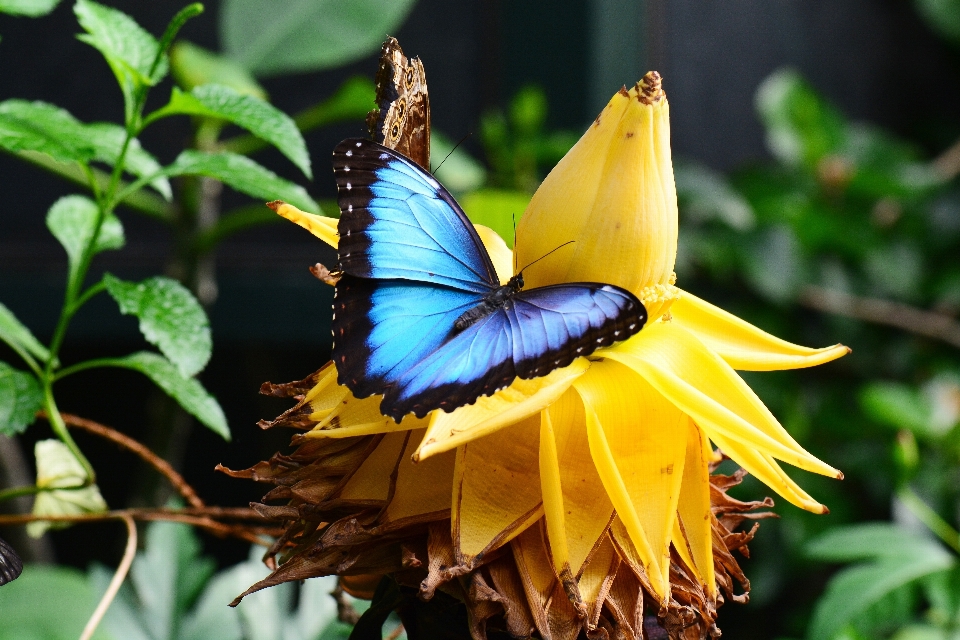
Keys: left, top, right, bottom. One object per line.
{"left": 897, "top": 486, "right": 960, "bottom": 554}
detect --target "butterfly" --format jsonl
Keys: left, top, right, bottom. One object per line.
{"left": 0, "top": 536, "right": 23, "bottom": 586}
{"left": 331, "top": 138, "right": 648, "bottom": 422}
{"left": 365, "top": 36, "right": 430, "bottom": 170}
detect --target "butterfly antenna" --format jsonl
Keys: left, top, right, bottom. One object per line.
{"left": 432, "top": 133, "right": 473, "bottom": 175}
{"left": 517, "top": 241, "right": 575, "bottom": 274}
{"left": 512, "top": 212, "right": 518, "bottom": 274}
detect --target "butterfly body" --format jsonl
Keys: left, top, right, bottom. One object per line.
{"left": 331, "top": 139, "right": 647, "bottom": 422}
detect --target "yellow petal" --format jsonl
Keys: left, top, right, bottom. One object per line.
{"left": 674, "top": 422, "right": 715, "bottom": 597}
{"left": 671, "top": 290, "right": 850, "bottom": 371}
{"left": 709, "top": 430, "right": 827, "bottom": 513}
{"left": 474, "top": 223, "right": 513, "bottom": 285}
{"left": 574, "top": 360, "right": 690, "bottom": 599}
{"left": 539, "top": 388, "right": 615, "bottom": 577}
{"left": 453, "top": 414, "right": 544, "bottom": 564}
{"left": 339, "top": 431, "right": 409, "bottom": 502}
{"left": 269, "top": 201, "right": 338, "bottom": 248}
{"left": 515, "top": 73, "right": 677, "bottom": 296}
{"left": 381, "top": 428, "right": 457, "bottom": 525}
{"left": 605, "top": 321, "right": 841, "bottom": 479}
{"left": 415, "top": 359, "right": 589, "bottom": 461}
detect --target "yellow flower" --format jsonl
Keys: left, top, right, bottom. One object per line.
{"left": 267, "top": 72, "right": 848, "bottom": 615}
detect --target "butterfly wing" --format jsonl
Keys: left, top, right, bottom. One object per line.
{"left": 366, "top": 37, "right": 430, "bottom": 170}
{"left": 333, "top": 139, "right": 499, "bottom": 292}
{"left": 382, "top": 283, "right": 646, "bottom": 420}
{"left": 332, "top": 139, "right": 501, "bottom": 404}
{"left": 333, "top": 275, "right": 481, "bottom": 401}
{"left": 0, "top": 536, "right": 23, "bottom": 586}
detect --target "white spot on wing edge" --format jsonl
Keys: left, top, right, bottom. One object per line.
{"left": 345, "top": 150, "right": 353, "bottom": 156}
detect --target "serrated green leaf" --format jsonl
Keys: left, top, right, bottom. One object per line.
{"left": 0, "top": 302, "right": 51, "bottom": 363}
{"left": 151, "top": 84, "right": 311, "bottom": 178}
{"left": 74, "top": 0, "right": 166, "bottom": 85}
{"left": 0, "top": 362, "right": 43, "bottom": 436}
{"left": 29, "top": 439, "right": 108, "bottom": 537}
{"left": 0, "top": 0, "right": 61, "bottom": 17}
{"left": 46, "top": 195, "right": 125, "bottom": 282}
{"left": 163, "top": 150, "right": 318, "bottom": 212}
{"left": 74, "top": 0, "right": 166, "bottom": 121}
{"left": 0, "top": 100, "right": 172, "bottom": 196}
{"left": 807, "top": 556, "right": 955, "bottom": 640}
{"left": 0, "top": 100, "right": 97, "bottom": 163}
{"left": 112, "top": 352, "right": 229, "bottom": 440}
{"left": 104, "top": 275, "right": 211, "bottom": 377}
{"left": 220, "top": 0, "right": 417, "bottom": 77}
{"left": 806, "top": 523, "right": 951, "bottom": 563}
{"left": 170, "top": 40, "right": 266, "bottom": 98}
{"left": 84, "top": 122, "right": 172, "bottom": 199}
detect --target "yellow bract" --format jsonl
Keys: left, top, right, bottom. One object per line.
{"left": 272, "top": 71, "right": 848, "bottom": 611}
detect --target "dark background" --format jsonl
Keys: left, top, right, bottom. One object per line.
{"left": 1, "top": 0, "right": 959, "bottom": 635}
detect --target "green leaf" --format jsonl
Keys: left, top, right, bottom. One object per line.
{"left": 743, "top": 224, "right": 805, "bottom": 302}
{"left": 859, "top": 383, "right": 932, "bottom": 436}
{"left": 127, "top": 521, "right": 216, "bottom": 640}
{"left": 0, "top": 566, "right": 112, "bottom": 640}
{"left": 0, "top": 302, "right": 52, "bottom": 363}
{"left": 0, "top": 362, "right": 43, "bottom": 436}
{"left": 0, "top": 0, "right": 61, "bottom": 17}
{"left": 755, "top": 68, "right": 846, "bottom": 168}
{"left": 46, "top": 195, "right": 125, "bottom": 282}
{"left": 220, "top": 0, "right": 417, "bottom": 77}
{"left": 74, "top": 0, "right": 166, "bottom": 119}
{"left": 112, "top": 352, "right": 229, "bottom": 440}
{"left": 29, "top": 439, "right": 108, "bottom": 537}
{"left": 675, "top": 161, "right": 755, "bottom": 231}
{"left": 0, "top": 100, "right": 172, "bottom": 196}
{"left": 807, "top": 556, "right": 954, "bottom": 640}
{"left": 104, "top": 275, "right": 211, "bottom": 377}
{"left": 914, "top": 0, "right": 960, "bottom": 47}
{"left": 0, "top": 99, "right": 97, "bottom": 163}
{"left": 84, "top": 122, "right": 173, "bottom": 199}
{"left": 170, "top": 40, "right": 266, "bottom": 98}
{"left": 151, "top": 84, "right": 311, "bottom": 178}
{"left": 163, "top": 150, "right": 318, "bottom": 212}
{"left": 806, "top": 523, "right": 952, "bottom": 563}
{"left": 461, "top": 188, "right": 530, "bottom": 250}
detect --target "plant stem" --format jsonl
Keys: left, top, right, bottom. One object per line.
{"left": 79, "top": 515, "right": 136, "bottom": 640}
{"left": 898, "top": 486, "right": 960, "bottom": 554}
{"left": 0, "top": 485, "right": 43, "bottom": 503}
{"left": 41, "top": 384, "right": 95, "bottom": 483}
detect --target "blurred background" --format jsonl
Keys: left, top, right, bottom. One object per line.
{"left": 1, "top": 1, "right": 960, "bottom": 639}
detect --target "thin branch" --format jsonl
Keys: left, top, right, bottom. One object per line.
{"left": 799, "top": 285, "right": 960, "bottom": 350}
{"left": 80, "top": 515, "right": 137, "bottom": 640}
{"left": 39, "top": 411, "right": 204, "bottom": 508}
{"left": 332, "top": 581, "right": 361, "bottom": 625}
{"left": 385, "top": 623, "right": 405, "bottom": 640}
{"left": 0, "top": 507, "right": 280, "bottom": 547}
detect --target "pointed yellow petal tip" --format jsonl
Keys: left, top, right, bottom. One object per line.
{"left": 515, "top": 71, "right": 677, "bottom": 298}
{"left": 270, "top": 200, "right": 339, "bottom": 248}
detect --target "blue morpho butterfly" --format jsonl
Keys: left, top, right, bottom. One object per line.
{"left": 331, "top": 138, "right": 647, "bottom": 422}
